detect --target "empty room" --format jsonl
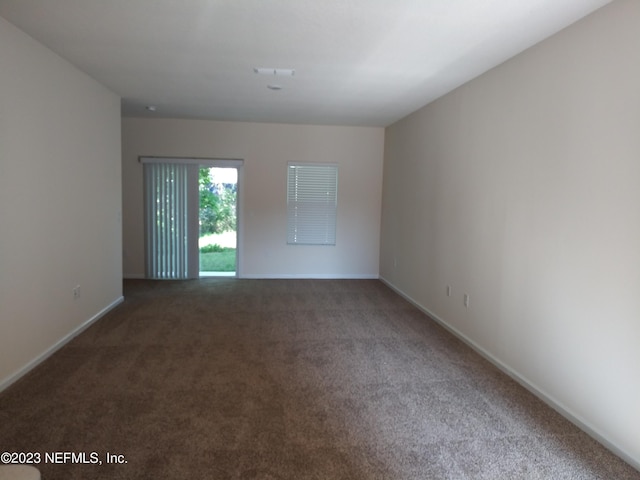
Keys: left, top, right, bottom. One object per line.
{"left": 1, "top": 1, "right": 639, "bottom": 478}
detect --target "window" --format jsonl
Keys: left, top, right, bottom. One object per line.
{"left": 287, "top": 163, "right": 338, "bottom": 245}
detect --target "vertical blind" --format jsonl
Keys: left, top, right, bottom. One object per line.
{"left": 144, "top": 163, "right": 189, "bottom": 279}
{"left": 287, "top": 163, "right": 338, "bottom": 245}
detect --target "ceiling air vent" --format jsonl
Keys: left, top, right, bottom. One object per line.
{"left": 253, "top": 67, "right": 295, "bottom": 76}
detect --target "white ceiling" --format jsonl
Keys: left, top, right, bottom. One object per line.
{"left": 0, "top": 0, "right": 611, "bottom": 126}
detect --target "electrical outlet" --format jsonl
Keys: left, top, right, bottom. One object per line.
{"left": 463, "top": 294, "right": 469, "bottom": 308}
{"left": 73, "top": 285, "right": 81, "bottom": 299}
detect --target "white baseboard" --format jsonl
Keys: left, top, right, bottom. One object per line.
{"left": 0, "top": 296, "right": 124, "bottom": 393}
{"left": 125, "top": 273, "right": 379, "bottom": 280}
{"left": 240, "top": 273, "right": 379, "bottom": 279}
{"left": 379, "top": 275, "right": 640, "bottom": 472}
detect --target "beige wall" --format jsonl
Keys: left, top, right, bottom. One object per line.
{"left": 122, "top": 118, "right": 384, "bottom": 278}
{"left": 381, "top": 0, "right": 640, "bottom": 468}
{"left": 0, "top": 18, "right": 123, "bottom": 387}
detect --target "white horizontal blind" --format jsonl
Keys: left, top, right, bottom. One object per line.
{"left": 144, "top": 162, "right": 189, "bottom": 279}
{"left": 287, "top": 163, "right": 338, "bottom": 245}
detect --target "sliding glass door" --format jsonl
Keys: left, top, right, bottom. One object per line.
{"left": 198, "top": 167, "right": 238, "bottom": 277}
{"left": 141, "top": 157, "right": 242, "bottom": 279}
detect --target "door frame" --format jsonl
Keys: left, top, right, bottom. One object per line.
{"left": 140, "top": 156, "right": 243, "bottom": 278}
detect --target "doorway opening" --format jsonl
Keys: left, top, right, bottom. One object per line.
{"left": 199, "top": 166, "right": 238, "bottom": 277}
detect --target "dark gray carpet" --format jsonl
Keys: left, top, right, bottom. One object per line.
{"left": 0, "top": 279, "right": 637, "bottom": 479}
